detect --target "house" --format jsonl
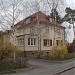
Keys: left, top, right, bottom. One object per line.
{"left": 11, "top": 11, "right": 65, "bottom": 56}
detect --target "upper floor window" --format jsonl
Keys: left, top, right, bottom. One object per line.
{"left": 45, "top": 26, "right": 49, "bottom": 33}
{"left": 56, "top": 29, "right": 61, "bottom": 35}
{"left": 18, "top": 38, "right": 24, "bottom": 46}
{"left": 17, "top": 29, "right": 20, "bottom": 33}
{"left": 30, "top": 27, "right": 36, "bottom": 34}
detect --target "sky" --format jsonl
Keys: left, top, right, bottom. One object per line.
{"left": 66, "top": 0, "right": 75, "bottom": 9}
{"left": 0, "top": 0, "right": 75, "bottom": 43}
{"left": 65, "top": 0, "right": 75, "bottom": 43}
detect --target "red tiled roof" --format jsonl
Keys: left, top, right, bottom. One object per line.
{"left": 15, "top": 11, "right": 63, "bottom": 29}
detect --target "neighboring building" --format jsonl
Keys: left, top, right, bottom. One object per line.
{"left": 67, "top": 31, "right": 75, "bottom": 53}
{"left": 72, "top": 31, "right": 75, "bottom": 45}
{"left": 11, "top": 11, "right": 65, "bottom": 54}
{"left": 0, "top": 30, "right": 12, "bottom": 43}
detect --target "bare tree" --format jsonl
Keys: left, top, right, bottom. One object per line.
{"left": 0, "top": 0, "right": 26, "bottom": 29}
{"left": 0, "top": 0, "right": 28, "bottom": 63}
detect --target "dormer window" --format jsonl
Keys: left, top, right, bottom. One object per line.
{"left": 26, "top": 18, "right": 31, "bottom": 24}
{"left": 49, "top": 18, "right": 52, "bottom": 23}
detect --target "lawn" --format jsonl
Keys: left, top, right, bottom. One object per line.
{"left": 37, "top": 53, "right": 75, "bottom": 61}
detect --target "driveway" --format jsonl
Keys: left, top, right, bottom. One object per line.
{"left": 3, "top": 59, "right": 75, "bottom": 75}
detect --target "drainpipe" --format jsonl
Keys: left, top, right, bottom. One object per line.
{"left": 23, "top": 29, "right": 26, "bottom": 57}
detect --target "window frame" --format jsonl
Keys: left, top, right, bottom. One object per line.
{"left": 45, "top": 26, "right": 49, "bottom": 34}
{"left": 28, "top": 37, "right": 36, "bottom": 46}
{"left": 30, "top": 27, "right": 36, "bottom": 34}
{"left": 26, "top": 18, "right": 31, "bottom": 24}
{"left": 18, "top": 38, "right": 24, "bottom": 46}
{"left": 44, "top": 39, "right": 52, "bottom": 46}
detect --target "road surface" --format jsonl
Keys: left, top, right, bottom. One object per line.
{"left": 3, "top": 59, "right": 75, "bottom": 75}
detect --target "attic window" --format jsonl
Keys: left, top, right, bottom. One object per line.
{"left": 49, "top": 18, "right": 52, "bottom": 23}
{"left": 26, "top": 18, "right": 31, "bottom": 24}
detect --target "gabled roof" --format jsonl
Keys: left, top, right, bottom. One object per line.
{"left": 14, "top": 11, "right": 64, "bottom": 29}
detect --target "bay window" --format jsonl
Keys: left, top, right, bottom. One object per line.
{"left": 28, "top": 38, "right": 36, "bottom": 46}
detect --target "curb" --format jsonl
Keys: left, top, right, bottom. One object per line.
{"left": 53, "top": 66, "right": 75, "bottom": 75}
{"left": 0, "top": 67, "right": 32, "bottom": 74}
{"left": 36, "top": 58, "right": 75, "bottom": 63}
{"left": 50, "top": 59, "right": 75, "bottom": 63}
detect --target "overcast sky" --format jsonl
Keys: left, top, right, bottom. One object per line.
{"left": 66, "top": 0, "right": 75, "bottom": 9}
{"left": 0, "top": 0, "right": 75, "bottom": 43}
{"left": 65, "top": 0, "right": 75, "bottom": 43}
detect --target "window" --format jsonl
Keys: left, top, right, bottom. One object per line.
{"left": 61, "top": 40, "right": 63, "bottom": 45}
{"left": 50, "top": 40, "right": 52, "bottom": 46}
{"left": 26, "top": 18, "right": 31, "bottom": 24}
{"left": 17, "top": 29, "right": 20, "bottom": 33}
{"left": 44, "top": 39, "right": 52, "bottom": 46}
{"left": 28, "top": 38, "right": 36, "bottom": 46}
{"left": 56, "top": 29, "right": 61, "bottom": 35}
{"left": 49, "top": 18, "right": 52, "bottom": 23}
{"left": 18, "top": 38, "right": 24, "bottom": 46}
{"left": 45, "top": 27, "right": 49, "bottom": 33}
{"left": 56, "top": 40, "right": 62, "bottom": 46}
{"left": 30, "top": 27, "right": 36, "bottom": 34}
{"left": 56, "top": 40, "right": 59, "bottom": 46}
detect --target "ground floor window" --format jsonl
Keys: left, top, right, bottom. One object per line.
{"left": 28, "top": 38, "right": 36, "bottom": 46}
{"left": 43, "top": 39, "right": 52, "bottom": 46}
{"left": 18, "top": 38, "right": 24, "bottom": 46}
{"left": 56, "top": 40, "right": 63, "bottom": 46}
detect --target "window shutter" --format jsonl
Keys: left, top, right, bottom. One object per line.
{"left": 44, "top": 39, "right": 46, "bottom": 46}
{"left": 50, "top": 40, "right": 52, "bottom": 46}
{"left": 61, "top": 40, "right": 63, "bottom": 45}
{"left": 56, "top": 40, "right": 59, "bottom": 46}
{"left": 28, "top": 38, "right": 30, "bottom": 45}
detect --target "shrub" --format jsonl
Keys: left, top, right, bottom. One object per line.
{"left": 0, "top": 41, "right": 19, "bottom": 62}
{"left": 50, "top": 45, "right": 68, "bottom": 60}
{"left": 0, "top": 40, "right": 27, "bottom": 72}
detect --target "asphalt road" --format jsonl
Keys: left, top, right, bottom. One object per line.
{"left": 3, "top": 59, "right": 75, "bottom": 75}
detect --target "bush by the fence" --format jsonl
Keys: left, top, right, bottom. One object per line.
{"left": 49, "top": 45, "right": 68, "bottom": 60}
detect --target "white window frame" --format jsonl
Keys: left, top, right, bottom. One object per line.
{"left": 45, "top": 26, "right": 49, "bottom": 34}
{"left": 18, "top": 38, "right": 24, "bottom": 46}
{"left": 28, "top": 38, "right": 36, "bottom": 46}
{"left": 56, "top": 29, "right": 61, "bottom": 35}
{"left": 46, "top": 39, "right": 50, "bottom": 46}
{"left": 30, "top": 27, "right": 36, "bottom": 34}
